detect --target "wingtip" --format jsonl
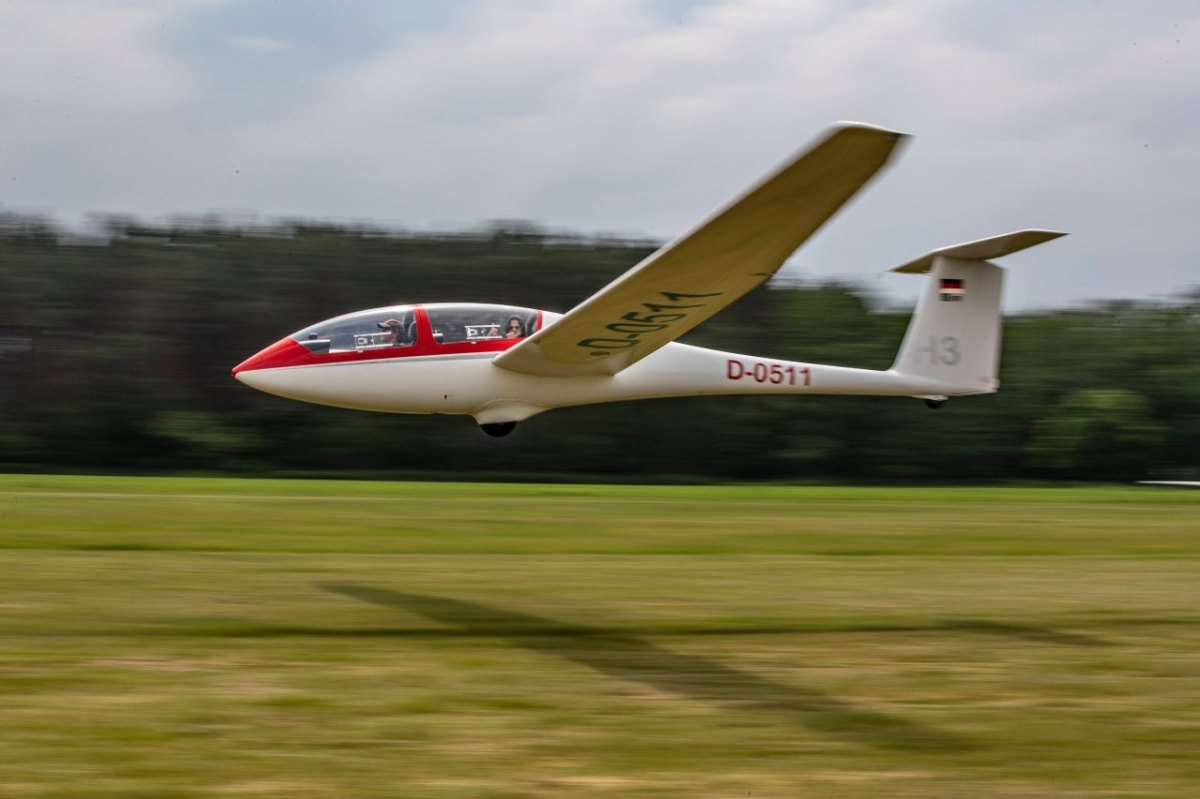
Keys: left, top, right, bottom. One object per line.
{"left": 831, "top": 120, "right": 910, "bottom": 140}
{"left": 1031, "top": 229, "right": 1069, "bottom": 240}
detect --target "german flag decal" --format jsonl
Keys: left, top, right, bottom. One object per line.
{"left": 939, "top": 278, "right": 965, "bottom": 302}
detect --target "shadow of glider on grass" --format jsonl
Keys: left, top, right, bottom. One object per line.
{"left": 321, "top": 583, "right": 973, "bottom": 751}
{"left": 234, "top": 123, "right": 1065, "bottom": 436}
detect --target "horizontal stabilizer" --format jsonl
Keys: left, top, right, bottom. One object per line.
{"left": 891, "top": 229, "right": 1066, "bottom": 274}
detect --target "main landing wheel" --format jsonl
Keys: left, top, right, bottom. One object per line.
{"left": 480, "top": 421, "right": 517, "bottom": 438}
{"left": 924, "top": 398, "right": 947, "bottom": 410}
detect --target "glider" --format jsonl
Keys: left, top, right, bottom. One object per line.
{"left": 233, "top": 123, "right": 1065, "bottom": 436}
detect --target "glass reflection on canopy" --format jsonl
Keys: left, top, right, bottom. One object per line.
{"left": 290, "top": 306, "right": 417, "bottom": 354}
{"left": 424, "top": 304, "right": 538, "bottom": 344}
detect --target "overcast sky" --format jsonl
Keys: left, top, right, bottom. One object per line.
{"left": 2, "top": 0, "right": 1197, "bottom": 309}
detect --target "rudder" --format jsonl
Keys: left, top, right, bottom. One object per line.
{"left": 890, "top": 230, "right": 1065, "bottom": 396}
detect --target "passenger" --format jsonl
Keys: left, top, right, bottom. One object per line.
{"left": 505, "top": 316, "right": 526, "bottom": 338}
{"left": 377, "top": 319, "right": 407, "bottom": 346}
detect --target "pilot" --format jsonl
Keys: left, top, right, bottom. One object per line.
{"left": 377, "top": 319, "right": 407, "bottom": 346}
{"left": 505, "top": 316, "right": 526, "bottom": 338}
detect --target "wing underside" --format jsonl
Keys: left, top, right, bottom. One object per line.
{"left": 493, "top": 123, "right": 908, "bottom": 377}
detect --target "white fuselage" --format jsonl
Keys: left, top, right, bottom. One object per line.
{"left": 235, "top": 340, "right": 963, "bottom": 425}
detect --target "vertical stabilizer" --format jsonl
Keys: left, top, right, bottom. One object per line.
{"left": 890, "top": 230, "right": 1065, "bottom": 396}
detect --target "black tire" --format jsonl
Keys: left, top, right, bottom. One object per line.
{"left": 480, "top": 421, "right": 517, "bottom": 437}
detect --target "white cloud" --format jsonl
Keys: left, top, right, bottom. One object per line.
{"left": 0, "top": 1, "right": 196, "bottom": 112}
{"left": 1, "top": 0, "right": 1197, "bottom": 306}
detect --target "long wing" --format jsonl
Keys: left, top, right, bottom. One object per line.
{"left": 493, "top": 122, "right": 908, "bottom": 377}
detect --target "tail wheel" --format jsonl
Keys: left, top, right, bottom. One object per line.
{"left": 480, "top": 421, "right": 517, "bottom": 437}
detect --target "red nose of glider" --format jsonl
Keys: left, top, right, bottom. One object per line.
{"left": 232, "top": 337, "right": 311, "bottom": 377}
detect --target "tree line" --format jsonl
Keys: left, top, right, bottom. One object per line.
{"left": 2, "top": 213, "right": 1196, "bottom": 481}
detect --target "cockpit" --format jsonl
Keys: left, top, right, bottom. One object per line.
{"left": 291, "top": 307, "right": 418, "bottom": 354}
{"left": 424, "top": 304, "right": 538, "bottom": 344}
{"left": 287, "top": 303, "right": 541, "bottom": 356}
{"left": 233, "top": 303, "right": 545, "bottom": 376}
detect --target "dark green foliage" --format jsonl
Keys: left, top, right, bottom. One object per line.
{"left": 2, "top": 213, "right": 1196, "bottom": 480}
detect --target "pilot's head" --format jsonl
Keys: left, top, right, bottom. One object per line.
{"left": 377, "top": 319, "right": 405, "bottom": 342}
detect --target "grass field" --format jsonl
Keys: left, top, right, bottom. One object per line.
{"left": 1, "top": 475, "right": 1198, "bottom": 798}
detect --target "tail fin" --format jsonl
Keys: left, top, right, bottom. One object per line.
{"left": 890, "top": 230, "right": 1066, "bottom": 396}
